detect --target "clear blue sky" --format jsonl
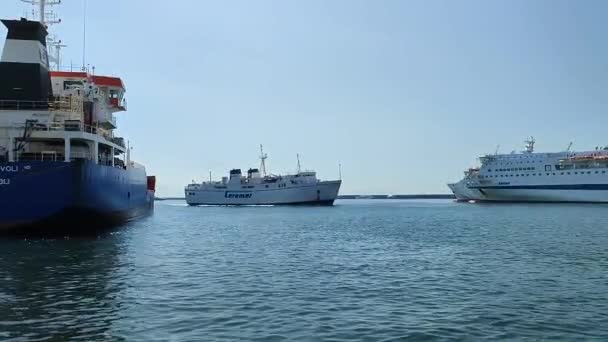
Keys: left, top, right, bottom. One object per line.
{"left": 2, "top": 0, "right": 607, "bottom": 196}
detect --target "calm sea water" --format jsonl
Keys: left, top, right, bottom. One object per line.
{"left": 1, "top": 199, "right": 608, "bottom": 340}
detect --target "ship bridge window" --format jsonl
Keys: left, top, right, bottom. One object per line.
{"left": 63, "top": 80, "right": 83, "bottom": 90}
{"left": 109, "top": 90, "right": 121, "bottom": 99}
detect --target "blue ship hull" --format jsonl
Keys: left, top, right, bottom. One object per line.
{"left": 0, "top": 160, "right": 154, "bottom": 234}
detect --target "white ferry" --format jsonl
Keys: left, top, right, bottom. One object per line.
{"left": 454, "top": 138, "right": 608, "bottom": 203}
{"left": 185, "top": 146, "right": 341, "bottom": 206}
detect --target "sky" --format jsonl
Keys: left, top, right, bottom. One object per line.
{"left": 1, "top": 0, "right": 607, "bottom": 196}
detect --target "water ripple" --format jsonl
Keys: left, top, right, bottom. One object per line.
{"left": 1, "top": 200, "right": 608, "bottom": 340}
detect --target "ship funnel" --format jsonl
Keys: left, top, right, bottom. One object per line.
{"left": 0, "top": 18, "right": 53, "bottom": 101}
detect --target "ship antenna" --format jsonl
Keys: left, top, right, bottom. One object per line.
{"left": 21, "top": 0, "right": 63, "bottom": 70}
{"left": 524, "top": 136, "right": 535, "bottom": 153}
{"left": 338, "top": 163, "right": 342, "bottom": 180}
{"left": 495, "top": 145, "right": 500, "bottom": 155}
{"left": 82, "top": 0, "right": 87, "bottom": 71}
{"left": 259, "top": 144, "right": 268, "bottom": 176}
{"left": 566, "top": 142, "right": 573, "bottom": 152}
{"left": 296, "top": 153, "right": 302, "bottom": 173}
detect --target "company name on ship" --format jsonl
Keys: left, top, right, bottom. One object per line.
{"left": 225, "top": 192, "right": 253, "bottom": 199}
{"left": 0, "top": 179, "right": 10, "bottom": 185}
{"left": 0, "top": 165, "right": 18, "bottom": 172}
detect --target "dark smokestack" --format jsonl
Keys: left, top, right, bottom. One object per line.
{"left": 0, "top": 18, "right": 53, "bottom": 102}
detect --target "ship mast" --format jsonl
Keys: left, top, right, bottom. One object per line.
{"left": 21, "top": 0, "right": 64, "bottom": 71}
{"left": 259, "top": 144, "right": 268, "bottom": 176}
{"left": 524, "top": 136, "right": 535, "bottom": 154}
{"left": 296, "top": 153, "right": 302, "bottom": 173}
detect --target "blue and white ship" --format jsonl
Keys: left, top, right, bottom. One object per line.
{"left": 0, "top": 2, "right": 155, "bottom": 233}
{"left": 450, "top": 138, "right": 608, "bottom": 203}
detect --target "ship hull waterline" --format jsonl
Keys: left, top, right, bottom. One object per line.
{"left": 186, "top": 180, "right": 341, "bottom": 206}
{"left": 469, "top": 186, "right": 608, "bottom": 203}
{"left": 0, "top": 160, "right": 154, "bottom": 235}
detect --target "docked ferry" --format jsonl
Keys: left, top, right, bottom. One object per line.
{"left": 0, "top": 3, "right": 154, "bottom": 233}
{"left": 452, "top": 138, "right": 608, "bottom": 203}
{"left": 185, "top": 146, "right": 341, "bottom": 206}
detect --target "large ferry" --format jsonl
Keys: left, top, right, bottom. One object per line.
{"left": 451, "top": 138, "right": 608, "bottom": 203}
{"left": 185, "top": 146, "right": 341, "bottom": 206}
{"left": 0, "top": 2, "right": 155, "bottom": 233}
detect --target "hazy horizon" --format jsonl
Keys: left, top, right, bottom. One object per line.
{"left": 1, "top": 0, "right": 607, "bottom": 196}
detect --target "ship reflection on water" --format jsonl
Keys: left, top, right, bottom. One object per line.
{"left": 0, "top": 234, "right": 128, "bottom": 340}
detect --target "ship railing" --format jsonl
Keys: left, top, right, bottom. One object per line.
{"left": 15, "top": 151, "right": 65, "bottom": 162}
{"left": 10, "top": 121, "right": 113, "bottom": 140}
{"left": 0, "top": 97, "right": 83, "bottom": 113}
{"left": 13, "top": 152, "right": 128, "bottom": 164}
{"left": 70, "top": 152, "right": 93, "bottom": 161}
{"left": 53, "top": 65, "right": 91, "bottom": 73}
{"left": 0, "top": 100, "right": 51, "bottom": 111}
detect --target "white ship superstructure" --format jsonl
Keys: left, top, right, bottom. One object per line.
{"left": 185, "top": 146, "right": 341, "bottom": 206}
{"left": 463, "top": 138, "right": 608, "bottom": 203}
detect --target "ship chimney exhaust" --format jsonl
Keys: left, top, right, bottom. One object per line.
{"left": 0, "top": 18, "right": 53, "bottom": 102}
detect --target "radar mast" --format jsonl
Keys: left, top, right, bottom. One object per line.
{"left": 21, "top": 0, "right": 64, "bottom": 71}
{"left": 296, "top": 153, "right": 302, "bottom": 174}
{"left": 524, "top": 137, "right": 535, "bottom": 154}
{"left": 259, "top": 145, "right": 268, "bottom": 176}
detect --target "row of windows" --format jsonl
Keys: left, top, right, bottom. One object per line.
{"left": 488, "top": 167, "right": 536, "bottom": 172}
{"left": 480, "top": 170, "right": 606, "bottom": 179}
{"left": 488, "top": 160, "right": 542, "bottom": 165}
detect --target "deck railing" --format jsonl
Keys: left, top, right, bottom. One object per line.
{"left": 0, "top": 97, "right": 82, "bottom": 113}
{"left": 0, "top": 100, "right": 50, "bottom": 111}
{"left": 14, "top": 152, "right": 128, "bottom": 168}
{"left": 8, "top": 121, "right": 117, "bottom": 141}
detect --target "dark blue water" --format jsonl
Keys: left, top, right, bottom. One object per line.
{"left": 1, "top": 199, "right": 608, "bottom": 340}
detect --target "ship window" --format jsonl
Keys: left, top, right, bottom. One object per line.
{"left": 63, "top": 80, "right": 83, "bottom": 90}
{"left": 575, "top": 172, "right": 578, "bottom": 175}
{"left": 596, "top": 171, "right": 599, "bottom": 174}
{"left": 545, "top": 165, "right": 551, "bottom": 171}
{"left": 553, "top": 173, "right": 556, "bottom": 175}
{"left": 588, "top": 171, "right": 592, "bottom": 174}
{"left": 567, "top": 172, "right": 571, "bottom": 175}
